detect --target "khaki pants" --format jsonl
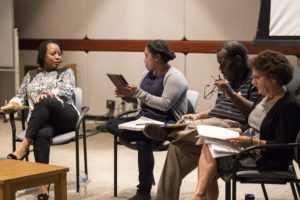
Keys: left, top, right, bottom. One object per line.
{"left": 156, "top": 118, "right": 240, "bottom": 200}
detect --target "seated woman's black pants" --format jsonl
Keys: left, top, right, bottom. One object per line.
{"left": 26, "top": 98, "right": 78, "bottom": 164}
{"left": 106, "top": 117, "right": 156, "bottom": 194}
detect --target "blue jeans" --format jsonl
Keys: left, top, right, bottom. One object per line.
{"left": 107, "top": 116, "right": 158, "bottom": 194}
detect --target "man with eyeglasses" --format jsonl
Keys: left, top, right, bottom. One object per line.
{"left": 143, "top": 41, "right": 259, "bottom": 200}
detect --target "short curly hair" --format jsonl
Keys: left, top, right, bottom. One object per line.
{"left": 36, "top": 40, "right": 62, "bottom": 67}
{"left": 218, "top": 41, "right": 249, "bottom": 65}
{"left": 146, "top": 40, "right": 176, "bottom": 64}
{"left": 249, "top": 50, "right": 293, "bottom": 86}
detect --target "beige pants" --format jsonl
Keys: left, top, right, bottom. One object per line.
{"left": 156, "top": 117, "right": 240, "bottom": 200}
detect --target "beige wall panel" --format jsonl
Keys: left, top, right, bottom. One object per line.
{"left": 87, "top": 52, "right": 185, "bottom": 115}
{"left": 0, "top": 72, "right": 14, "bottom": 104}
{"left": 19, "top": 50, "right": 36, "bottom": 78}
{"left": 185, "top": 0, "right": 260, "bottom": 40}
{"left": 62, "top": 51, "right": 88, "bottom": 104}
{"left": 86, "top": 0, "right": 184, "bottom": 40}
{"left": 0, "top": 0, "right": 14, "bottom": 67}
{"left": 172, "top": 53, "right": 185, "bottom": 75}
{"left": 186, "top": 53, "right": 221, "bottom": 112}
{"left": 14, "top": 0, "right": 86, "bottom": 39}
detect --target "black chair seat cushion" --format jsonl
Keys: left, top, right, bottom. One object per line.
{"left": 237, "top": 170, "right": 297, "bottom": 184}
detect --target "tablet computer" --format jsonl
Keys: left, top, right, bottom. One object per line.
{"left": 106, "top": 73, "right": 129, "bottom": 95}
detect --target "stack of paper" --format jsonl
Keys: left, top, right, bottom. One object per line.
{"left": 0, "top": 104, "right": 28, "bottom": 113}
{"left": 197, "top": 125, "right": 242, "bottom": 158}
{"left": 118, "top": 116, "right": 164, "bottom": 131}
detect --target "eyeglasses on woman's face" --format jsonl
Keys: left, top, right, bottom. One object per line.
{"left": 250, "top": 75, "right": 262, "bottom": 81}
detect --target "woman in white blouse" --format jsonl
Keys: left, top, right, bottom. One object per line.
{"left": 4, "top": 40, "right": 79, "bottom": 200}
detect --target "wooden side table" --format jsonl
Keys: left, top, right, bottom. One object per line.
{"left": 0, "top": 159, "right": 69, "bottom": 200}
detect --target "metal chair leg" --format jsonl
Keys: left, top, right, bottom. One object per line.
{"left": 225, "top": 181, "right": 231, "bottom": 200}
{"left": 232, "top": 179, "right": 236, "bottom": 200}
{"left": 83, "top": 118, "right": 88, "bottom": 176}
{"left": 114, "top": 136, "right": 118, "bottom": 197}
{"left": 9, "top": 113, "right": 17, "bottom": 152}
{"left": 75, "top": 130, "right": 80, "bottom": 193}
{"left": 295, "top": 182, "right": 300, "bottom": 197}
{"left": 291, "top": 183, "right": 299, "bottom": 200}
{"left": 261, "top": 184, "right": 269, "bottom": 200}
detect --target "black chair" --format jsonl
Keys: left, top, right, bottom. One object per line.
{"left": 113, "top": 90, "right": 199, "bottom": 196}
{"left": 8, "top": 87, "right": 89, "bottom": 192}
{"left": 225, "top": 130, "right": 300, "bottom": 200}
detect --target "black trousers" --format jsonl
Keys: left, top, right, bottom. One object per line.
{"left": 107, "top": 116, "right": 162, "bottom": 194}
{"left": 26, "top": 98, "right": 78, "bottom": 164}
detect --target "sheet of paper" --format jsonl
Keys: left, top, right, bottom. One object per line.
{"left": 197, "top": 125, "right": 239, "bottom": 140}
{"left": 118, "top": 116, "right": 164, "bottom": 131}
{"left": 208, "top": 144, "right": 239, "bottom": 158}
{"left": 197, "top": 125, "right": 241, "bottom": 158}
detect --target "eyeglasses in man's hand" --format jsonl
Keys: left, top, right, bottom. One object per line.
{"left": 204, "top": 74, "right": 222, "bottom": 99}
{"left": 204, "top": 84, "right": 218, "bottom": 99}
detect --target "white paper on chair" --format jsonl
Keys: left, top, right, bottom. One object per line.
{"left": 118, "top": 116, "right": 164, "bottom": 131}
{"left": 197, "top": 125, "right": 242, "bottom": 158}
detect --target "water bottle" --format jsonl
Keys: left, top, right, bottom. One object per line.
{"left": 79, "top": 171, "right": 88, "bottom": 196}
{"left": 245, "top": 193, "right": 255, "bottom": 200}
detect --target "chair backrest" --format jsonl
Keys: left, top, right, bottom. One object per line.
{"left": 294, "top": 130, "right": 300, "bottom": 164}
{"left": 73, "top": 87, "right": 83, "bottom": 111}
{"left": 287, "top": 66, "right": 300, "bottom": 95}
{"left": 187, "top": 90, "right": 200, "bottom": 113}
{"left": 51, "top": 87, "right": 84, "bottom": 145}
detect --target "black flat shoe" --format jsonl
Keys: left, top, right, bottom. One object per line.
{"left": 37, "top": 193, "right": 49, "bottom": 200}
{"left": 6, "top": 153, "right": 18, "bottom": 160}
{"left": 7, "top": 148, "right": 30, "bottom": 160}
{"left": 37, "top": 184, "right": 50, "bottom": 200}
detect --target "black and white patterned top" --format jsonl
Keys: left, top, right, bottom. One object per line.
{"left": 10, "top": 67, "right": 76, "bottom": 117}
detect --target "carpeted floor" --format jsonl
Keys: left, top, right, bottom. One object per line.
{"left": 0, "top": 118, "right": 296, "bottom": 200}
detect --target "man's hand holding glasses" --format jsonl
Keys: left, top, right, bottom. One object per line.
{"left": 214, "top": 78, "right": 234, "bottom": 98}
{"left": 204, "top": 75, "right": 221, "bottom": 100}
{"left": 204, "top": 75, "right": 233, "bottom": 99}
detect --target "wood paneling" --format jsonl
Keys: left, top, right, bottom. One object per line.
{"left": 19, "top": 39, "right": 300, "bottom": 56}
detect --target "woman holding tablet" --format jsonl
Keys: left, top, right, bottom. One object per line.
{"left": 107, "top": 39, "right": 188, "bottom": 200}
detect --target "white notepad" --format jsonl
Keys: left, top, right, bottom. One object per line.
{"left": 118, "top": 116, "right": 164, "bottom": 131}
{"left": 197, "top": 125, "right": 241, "bottom": 158}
